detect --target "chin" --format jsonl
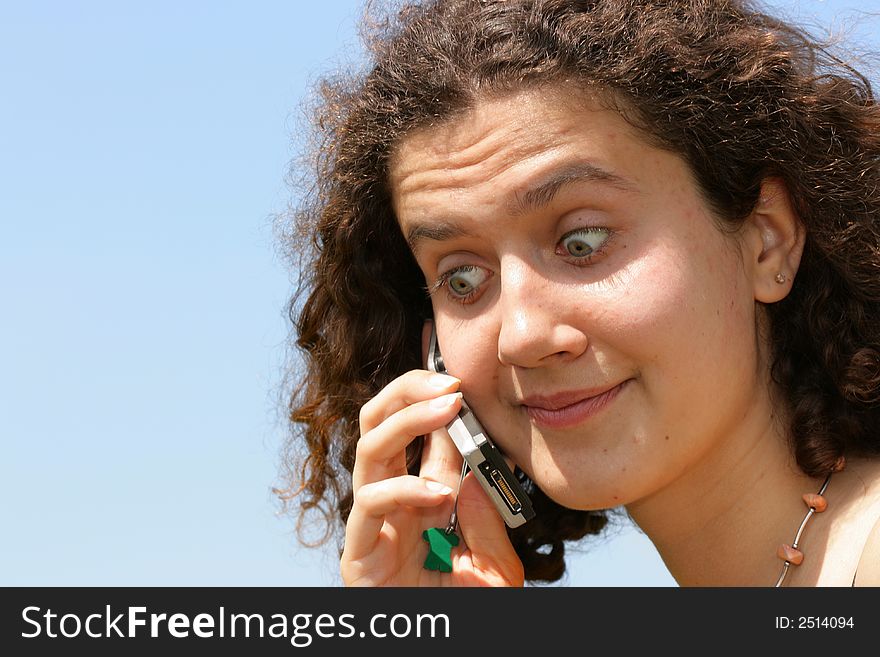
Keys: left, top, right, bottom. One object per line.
{"left": 527, "top": 473, "right": 619, "bottom": 512}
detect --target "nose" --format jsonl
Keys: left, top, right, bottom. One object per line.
{"left": 496, "top": 259, "right": 589, "bottom": 368}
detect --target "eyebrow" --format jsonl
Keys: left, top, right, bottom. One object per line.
{"left": 405, "top": 222, "right": 472, "bottom": 255}
{"left": 509, "top": 161, "right": 635, "bottom": 217}
{"left": 403, "top": 160, "right": 635, "bottom": 254}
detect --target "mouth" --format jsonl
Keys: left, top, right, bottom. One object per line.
{"left": 521, "top": 379, "right": 631, "bottom": 430}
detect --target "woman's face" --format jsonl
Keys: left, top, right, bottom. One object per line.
{"left": 389, "top": 88, "right": 767, "bottom": 510}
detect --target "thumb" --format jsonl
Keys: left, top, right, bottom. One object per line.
{"left": 456, "top": 473, "right": 524, "bottom": 581}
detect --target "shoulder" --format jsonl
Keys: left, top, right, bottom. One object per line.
{"left": 853, "top": 514, "right": 880, "bottom": 586}
{"left": 850, "top": 457, "right": 880, "bottom": 587}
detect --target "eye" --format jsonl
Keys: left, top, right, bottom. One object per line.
{"left": 557, "top": 227, "right": 611, "bottom": 259}
{"left": 446, "top": 265, "right": 489, "bottom": 297}
{"left": 432, "top": 265, "right": 492, "bottom": 303}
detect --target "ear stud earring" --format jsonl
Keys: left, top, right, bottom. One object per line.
{"left": 775, "top": 273, "right": 787, "bottom": 284}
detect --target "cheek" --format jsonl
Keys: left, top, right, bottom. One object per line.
{"left": 435, "top": 319, "right": 498, "bottom": 395}
{"left": 597, "top": 250, "right": 695, "bottom": 357}
{"left": 620, "top": 237, "right": 758, "bottom": 418}
{"left": 620, "top": 226, "right": 750, "bottom": 351}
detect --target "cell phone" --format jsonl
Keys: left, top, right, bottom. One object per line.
{"left": 426, "top": 322, "right": 536, "bottom": 528}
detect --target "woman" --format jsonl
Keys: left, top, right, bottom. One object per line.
{"left": 277, "top": 0, "right": 880, "bottom": 586}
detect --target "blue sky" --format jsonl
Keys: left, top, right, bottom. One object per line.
{"left": 1, "top": 0, "right": 876, "bottom": 586}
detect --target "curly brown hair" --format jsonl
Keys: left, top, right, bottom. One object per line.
{"left": 276, "top": 0, "right": 880, "bottom": 582}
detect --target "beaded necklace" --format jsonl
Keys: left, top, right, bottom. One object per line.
{"left": 774, "top": 471, "right": 834, "bottom": 587}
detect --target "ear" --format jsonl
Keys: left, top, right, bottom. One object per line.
{"left": 743, "top": 178, "right": 805, "bottom": 303}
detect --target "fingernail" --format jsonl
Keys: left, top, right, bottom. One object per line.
{"left": 425, "top": 480, "right": 453, "bottom": 495}
{"left": 428, "top": 373, "right": 459, "bottom": 389}
{"left": 430, "top": 392, "right": 461, "bottom": 409}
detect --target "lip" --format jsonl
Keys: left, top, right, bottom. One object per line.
{"left": 522, "top": 379, "right": 630, "bottom": 429}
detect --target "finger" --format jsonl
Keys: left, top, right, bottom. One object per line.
{"left": 352, "top": 392, "right": 462, "bottom": 491}
{"left": 359, "top": 369, "right": 460, "bottom": 434}
{"left": 418, "top": 426, "right": 466, "bottom": 491}
{"left": 343, "top": 475, "right": 455, "bottom": 559}
{"left": 455, "top": 474, "right": 524, "bottom": 583}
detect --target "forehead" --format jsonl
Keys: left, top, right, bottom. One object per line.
{"left": 390, "top": 93, "right": 555, "bottom": 178}
{"left": 388, "top": 87, "right": 656, "bottom": 204}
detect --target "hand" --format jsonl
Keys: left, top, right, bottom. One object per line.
{"left": 340, "top": 330, "right": 524, "bottom": 586}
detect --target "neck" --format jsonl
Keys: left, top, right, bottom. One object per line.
{"left": 625, "top": 397, "right": 827, "bottom": 586}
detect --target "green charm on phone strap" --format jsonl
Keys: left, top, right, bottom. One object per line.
{"left": 421, "top": 527, "right": 459, "bottom": 572}
{"left": 422, "top": 461, "right": 468, "bottom": 573}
